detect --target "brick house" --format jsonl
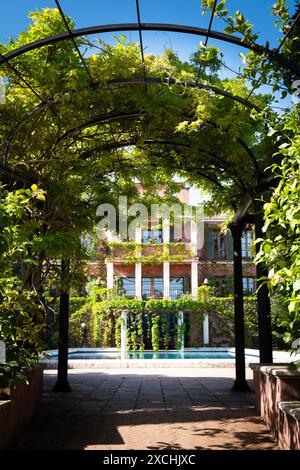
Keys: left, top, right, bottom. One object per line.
{"left": 87, "top": 187, "right": 256, "bottom": 298}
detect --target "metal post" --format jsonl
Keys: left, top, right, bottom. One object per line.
{"left": 53, "top": 258, "right": 71, "bottom": 392}
{"left": 202, "top": 278, "right": 209, "bottom": 346}
{"left": 121, "top": 311, "right": 127, "bottom": 360}
{"left": 203, "top": 314, "right": 209, "bottom": 346}
{"left": 135, "top": 227, "right": 142, "bottom": 299}
{"left": 254, "top": 203, "right": 273, "bottom": 363}
{"left": 177, "top": 311, "right": 184, "bottom": 355}
{"left": 230, "top": 223, "right": 251, "bottom": 392}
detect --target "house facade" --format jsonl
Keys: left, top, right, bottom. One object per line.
{"left": 88, "top": 187, "right": 256, "bottom": 299}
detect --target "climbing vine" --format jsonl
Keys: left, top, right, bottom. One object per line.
{"left": 107, "top": 242, "right": 193, "bottom": 264}
{"left": 151, "top": 315, "right": 160, "bottom": 352}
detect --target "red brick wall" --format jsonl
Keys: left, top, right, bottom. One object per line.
{"left": 113, "top": 263, "right": 194, "bottom": 278}
{"left": 88, "top": 260, "right": 256, "bottom": 283}
{"left": 252, "top": 368, "right": 300, "bottom": 450}
{"left": 0, "top": 366, "right": 43, "bottom": 449}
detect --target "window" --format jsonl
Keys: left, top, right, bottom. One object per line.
{"left": 205, "top": 229, "right": 233, "bottom": 260}
{"left": 213, "top": 230, "right": 226, "bottom": 259}
{"left": 243, "top": 277, "right": 255, "bottom": 294}
{"left": 142, "top": 278, "right": 151, "bottom": 299}
{"left": 210, "top": 276, "right": 233, "bottom": 296}
{"left": 142, "top": 277, "right": 163, "bottom": 299}
{"left": 242, "top": 230, "right": 254, "bottom": 258}
{"left": 118, "top": 277, "right": 135, "bottom": 298}
{"left": 142, "top": 229, "right": 163, "bottom": 243}
{"left": 170, "top": 277, "right": 185, "bottom": 299}
{"left": 154, "top": 278, "right": 163, "bottom": 297}
{"left": 119, "top": 276, "right": 190, "bottom": 299}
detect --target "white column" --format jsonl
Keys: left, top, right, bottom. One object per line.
{"left": 135, "top": 263, "right": 142, "bottom": 299}
{"left": 191, "top": 261, "right": 198, "bottom": 299}
{"left": 135, "top": 226, "right": 142, "bottom": 299}
{"left": 121, "top": 311, "right": 127, "bottom": 360}
{"left": 107, "top": 262, "right": 114, "bottom": 289}
{"left": 203, "top": 314, "right": 210, "bottom": 346}
{"left": 163, "top": 262, "right": 170, "bottom": 299}
{"left": 177, "top": 311, "right": 185, "bottom": 354}
{"left": 163, "top": 217, "right": 170, "bottom": 299}
{"left": 190, "top": 218, "right": 198, "bottom": 256}
{"left": 163, "top": 217, "right": 170, "bottom": 243}
{"left": 191, "top": 216, "right": 199, "bottom": 299}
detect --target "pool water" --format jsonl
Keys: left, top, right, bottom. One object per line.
{"left": 49, "top": 350, "right": 244, "bottom": 360}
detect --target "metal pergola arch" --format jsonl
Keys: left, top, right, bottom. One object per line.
{"left": 1, "top": 23, "right": 299, "bottom": 76}
{"left": 56, "top": 125, "right": 250, "bottom": 191}
{"left": 1, "top": 99, "right": 271, "bottom": 394}
{"left": 1, "top": 5, "right": 293, "bottom": 393}
{"left": 8, "top": 118, "right": 254, "bottom": 197}
{"left": 54, "top": 112, "right": 261, "bottom": 177}
{"left": 2, "top": 77, "right": 261, "bottom": 167}
{"left": 1, "top": 104, "right": 261, "bottom": 196}
{"left": 69, "top": 135, "right": 248, "bottom": 190}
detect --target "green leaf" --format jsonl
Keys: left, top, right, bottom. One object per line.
{"left": 206, "top": 0, "right": 216, "bottom": 8}
{"left": 267, "top": 128, "right": 277, "bottom": 137}
{"left": 224, "top": 26, "right": 234, "bottom": 34}
{"left": 216, "top": 0, "right": 227, "bottom": 12}
{"left": 288, "top": 301, "right": 297, "bottom": 313}
{"left": 283, "top": 332, "right": 291, "bottom": 343}
{"left": 293, "top": 279, "right": 300, "bottom": 292}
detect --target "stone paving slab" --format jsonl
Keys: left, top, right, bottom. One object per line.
{"left": 15, "top": 368, "right": 278, "bottom": 450}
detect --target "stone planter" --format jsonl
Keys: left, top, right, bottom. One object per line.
{"left": 250, "top": 363, "right": 300, "bottom": 450}
{"left": 0, "top": 365, "right": 44, "bottom": 449}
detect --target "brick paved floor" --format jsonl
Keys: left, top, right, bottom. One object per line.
{"left": 15, "top": 368, "right": 277, "bottom": 450}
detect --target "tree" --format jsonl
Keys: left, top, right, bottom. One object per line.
{"left": 201, "top": 0, "right": 300, "bottom": 347}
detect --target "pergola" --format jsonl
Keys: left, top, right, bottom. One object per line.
{"left": 0, "top": 1, "right": 299, "bottom": 394}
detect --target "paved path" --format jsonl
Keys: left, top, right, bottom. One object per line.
{"left": 16, "top": 368, "right": 277, "bottom": 450}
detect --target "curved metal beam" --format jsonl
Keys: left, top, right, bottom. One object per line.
{"left": 54, "top": 112, "right": 249, "bottom": 190}
{"left": 236, "top": 137, "right": 260, "bottom": 174}
{"left": 142, "top": 151, "right": 227, "bottom": 192}
{"left": 4, "top": 107, "right": 250, "bottom": 190}
{"left": 198, "top": 119, "right": 260, "bottom": 172}
{"left": 0, "top": 163, "right": 38, "bottom": 186}
{"left": 49, "top": 107, "right": 263, "bottom": 177}
{"left": 57, "top": 112, "right": 145, "bottom": 143}
{"left": 1, "top": 23, "right": 299, "bottom": 75}
{"left": 2, "top": 76, "right": 261, "bottom": 165}
{"left": 73, "top": 135, "right": 246, "bottom": 189}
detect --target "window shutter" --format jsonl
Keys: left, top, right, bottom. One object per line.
{"left": 226, "top": 231, "right": 233, "bottom": 260}
{"left": 183, "top": 276, "right": 190, "bottom": 293}
{"left": 170, "top": 226, "right": 174, "bottom": 242}
{"left": 205, "top": 228, "right": 214, "bottom": 259}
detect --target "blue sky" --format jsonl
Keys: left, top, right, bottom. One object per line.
{"left": 1, "top": 1, "right": 297, "bottom": 52}
{"left": 0, "top": 1, "right": 297, "bottom": 106}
